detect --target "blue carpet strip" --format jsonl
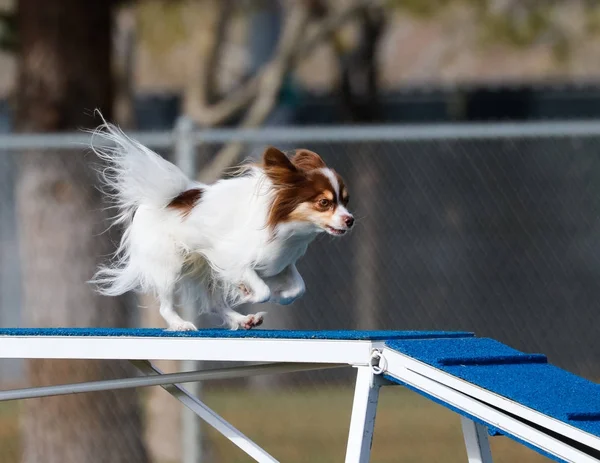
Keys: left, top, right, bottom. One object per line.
{"left": 0, "top": 327, "right": 474, "bottom": 341}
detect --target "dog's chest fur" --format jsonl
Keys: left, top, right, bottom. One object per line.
{"left": 255, "top": 228, "right": 314, "bottom": 277}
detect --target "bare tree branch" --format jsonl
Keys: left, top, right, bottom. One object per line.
{"left": 297, "top": 0, "right": 375, "bottom": 59}
{"left": 199, "top": 2, "right": 311, "bottom": 182}
{"left": 187, "top": 73, "right": 261, "bottom": 127}
{"left": 199, "top": 0, "right": 234, "bottom": 106}
{"left": 333, "top": 4, "right": 385, "bottom": 122}
{"left": 185, "top": 0, "right": 260, "bottom": 128}
{"left": 185, "top": 0, "right": 381, "bottom": 129}
{"left": 193, "top": 0, "right": 385, "bottom": 182}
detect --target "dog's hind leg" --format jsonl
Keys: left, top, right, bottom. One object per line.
{"left": 159, "top": 290, "right": 197, "bottom": 331}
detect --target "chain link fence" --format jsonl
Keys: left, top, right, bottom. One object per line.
{"left": 1, "top": 122, "right": 600, "bottom": 462}
{"left": 192, "top": 125, "right": 600, "bottom": 380}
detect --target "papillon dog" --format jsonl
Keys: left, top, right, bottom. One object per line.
{"left": 90, "top": 122, "right": 354, "bottom": 331}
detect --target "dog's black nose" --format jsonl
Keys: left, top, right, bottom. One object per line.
{"left": 344, "top": 216, "right": 355, "bottom": 228}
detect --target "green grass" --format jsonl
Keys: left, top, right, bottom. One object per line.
{"left": 0, "top": 387, "right": 552, "bottom": 463}
{"left": 0, "top": 402, "right": 20, "bottom": 462}
{"left": 200, "top": 386, "right": 551, "bottom": 463}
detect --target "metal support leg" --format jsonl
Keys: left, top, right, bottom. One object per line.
{"left": 132, "top": 360, "right": 280, "bottom": 463}
{"left": 461, "top": 417, "right": 493, "bottom": 463}
{"left": 344, "top": 366, "right": 381, "bottom": 463}
{"left": 175, "top": 115, "right": 202, "bottom": 463}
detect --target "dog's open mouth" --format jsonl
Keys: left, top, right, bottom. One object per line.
{"left": 326, "top": 226, "right": 347, "bottom": 236}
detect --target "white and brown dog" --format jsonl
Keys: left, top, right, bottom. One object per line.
{"left": 91, "top": 122, "right": 353, "bottom": 331}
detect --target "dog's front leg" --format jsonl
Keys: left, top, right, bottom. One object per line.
{"left": 266, "top": 264, "right": 306, "bottom": 305}
{"left": 239, "top": 268, "right": 271, "bottom": 304}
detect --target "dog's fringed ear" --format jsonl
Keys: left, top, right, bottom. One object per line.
{"left": 262, "top": 146, "right": 305, "bottom": 187}
{"left": 262, "top": 146, "right": 298, "bottom": 172}
{"left": 291, "top": 149, "right": 326, "bottom": 172}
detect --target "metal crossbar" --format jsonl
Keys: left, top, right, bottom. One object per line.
{"left": 0, "top": 362, "right": 345, "bottom": 402}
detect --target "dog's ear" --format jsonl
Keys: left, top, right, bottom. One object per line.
{"left": 262, "top": 146, "right": 297, "bottom": 172}
{"left": 291, "top": 149, "right": 326, "bottom": 172}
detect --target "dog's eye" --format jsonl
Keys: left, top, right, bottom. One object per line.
{"left": 318, "top": 198, "right": 331, "bottom": 208}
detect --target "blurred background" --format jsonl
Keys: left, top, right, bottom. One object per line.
{"left": 1, "top": 0, "right": 600, "bottom": 462}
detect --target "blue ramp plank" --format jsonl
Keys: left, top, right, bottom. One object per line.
{"left": 0, "top": 327, "right": 474, "bottom": 341}
{"left": 386, "top": 337, "right": 600, "bottom": 438}
{"left": 383, "top": 374, "right": 572, "bottom": 463}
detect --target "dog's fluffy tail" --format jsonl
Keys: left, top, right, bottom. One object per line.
{"left": 89, "top": 114, "right": 191, "bottom": 296}
{"left": 90, "top": 115, "right": 191, "bottom": 228}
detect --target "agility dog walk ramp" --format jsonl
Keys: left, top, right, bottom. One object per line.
{"left": 0, "top": 328, "right": 598, "bottom": 462}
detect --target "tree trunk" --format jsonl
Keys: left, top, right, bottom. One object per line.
{"left": 335, "top": 7, "right": 385, "bottom": 330}
{"left": 338, "top": 6, "right": 384, "bottom": 123}
{"left": 15, "top": 1, "right": 149, "bottom": 462}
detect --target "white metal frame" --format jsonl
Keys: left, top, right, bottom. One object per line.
{"left": 344, "top": 367, "right": 385, "bottom": 463}
{"left": 0, "top": 335, "right": 372, "bottom": 364}
{"left": 461, "top": 417, "right": 494, "bottom": 463}
{"left": 1, "top": 334, "right": 600, "bottom": 462}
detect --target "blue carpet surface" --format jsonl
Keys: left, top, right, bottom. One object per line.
{"left": 386, "top": 337, "right": 600, "bottom": 439}
{"left": 383, "top": 374, "right": 566, "bottom": 463}
{"left": 0, "top": 327, "right": 474, "bottom": 341}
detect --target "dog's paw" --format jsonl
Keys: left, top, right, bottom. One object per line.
{"left": 239, "top": 312, "right": 266, "bottom": 330}
{"left": 166, "top": 321, "right": 198, "bottom": 332}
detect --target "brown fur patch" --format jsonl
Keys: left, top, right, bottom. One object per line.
{"left": 291, "top": 149, "right": 326, "bottom": 172}
{"left": 167, "top": 188, "right": 203, "bottom": 217}
{"left": 261, "top": 146, "right": 304, "bottom": 189}
{"left": 267, "top": 171, "right": 337, "bottom": 227}
{"left": 263, "top": 146, "right": 297, "bottom": 171}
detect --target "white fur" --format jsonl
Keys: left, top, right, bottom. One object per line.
{"left": 320, "top": 167, "right": 340, "bottom": 199}
{"left": 89, "top": 121, "right": 322, "bottom": 330}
